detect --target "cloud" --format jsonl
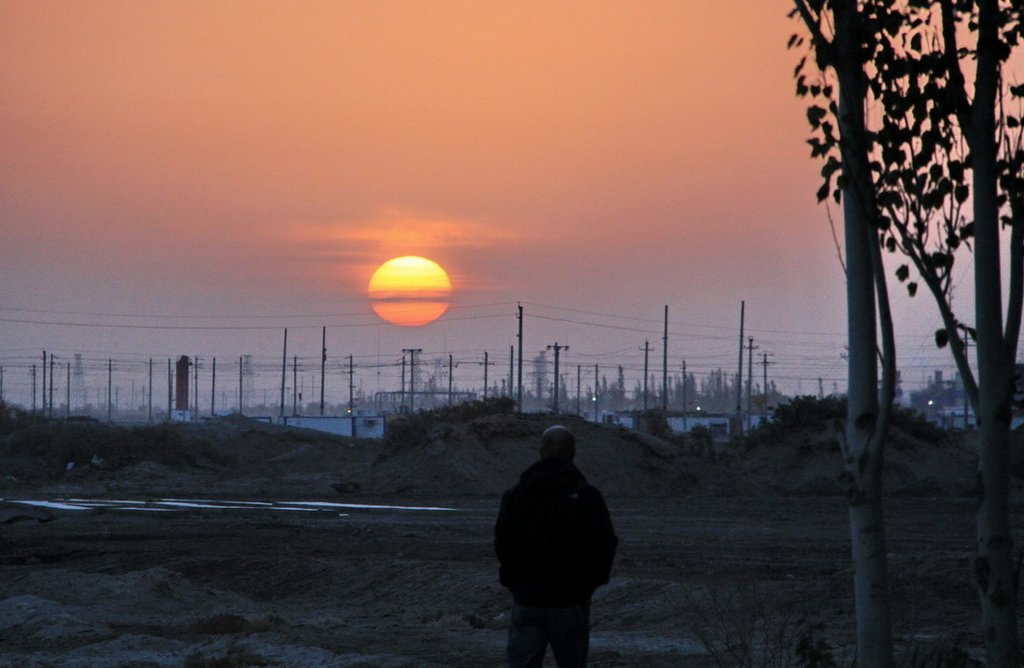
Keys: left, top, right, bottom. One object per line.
{"left": 273, "top": 209, "right": 531, "bottom": 296}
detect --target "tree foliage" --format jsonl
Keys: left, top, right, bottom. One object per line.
{"left": 793, "top": 0, "right": 1024, "bottom": 407}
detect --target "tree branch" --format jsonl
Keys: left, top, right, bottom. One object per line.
{"left": 938, "top": 0, "right": 973, "bottom": 131}
{"left": 826, "top": 203, "right": 847, "bottom": 274}
{"left": 869, "top": 226, "right": 896, "bottom": 458}
{"left": 885, "top": 202, "right": 980, "bottom": 409}
{"left": 792, "top": 0, "right": 827, "bottom": 48}
{"left": 1005, "top": 196, "right": 1024, "bottom": 361}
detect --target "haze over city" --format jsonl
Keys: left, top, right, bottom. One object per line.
{"left": 1, "top": 1, "right": 976, "bottom": 410}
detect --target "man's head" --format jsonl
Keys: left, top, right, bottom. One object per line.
{"left": 539, "top": 425, "right": 576, "bottom": 462}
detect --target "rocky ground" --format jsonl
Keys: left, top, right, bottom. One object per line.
{"left": 0, "top": 404, "right": 1019, "bottom": 666}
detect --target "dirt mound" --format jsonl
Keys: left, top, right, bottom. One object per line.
{"left": 737, "top": 421, "right": 976, "bottom": 497}
{"left": 0, "top": 406, "right": 995, "bottom": 500}
{"left": 367, "top": 413, "right": 731, "bottom": 498}
{"left": 0, "top": 415, "right": 382, "bottom": 499}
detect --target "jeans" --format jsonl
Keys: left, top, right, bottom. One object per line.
{"left": 507, "top": 601, "right": 590, "bottom": 668}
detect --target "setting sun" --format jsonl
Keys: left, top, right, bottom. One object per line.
{"left": 367, "top": 256, "right": 452, "bottom": 327}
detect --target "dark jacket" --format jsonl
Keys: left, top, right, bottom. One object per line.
{"left": 494, "top": 457, "right": 618, "bottom": 607}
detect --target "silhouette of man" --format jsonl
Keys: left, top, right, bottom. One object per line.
{"left": 495, "top": 425, "right": 618, "bottom": 668}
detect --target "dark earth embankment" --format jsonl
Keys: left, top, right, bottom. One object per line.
{"left": 1, "top": 399, "right": 1022, "bottom": 666}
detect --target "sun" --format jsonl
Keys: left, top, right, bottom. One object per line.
{"left": 367, "top": 256, "right": 452, "bottom": 327}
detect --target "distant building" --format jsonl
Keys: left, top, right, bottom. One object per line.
{"left": 666, "top": 414, "right": 733, "bottom": 440}
{"left": 278, "top": 414, "right": 385, "bottom": 439}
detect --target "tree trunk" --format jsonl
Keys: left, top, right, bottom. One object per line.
{"left": 974, "top": 157, "right": 1017, "bottom": 663}
{"left": 970, "top": 2, "right": 1018, "bottom": 663}
{"left": 834, "top": 1, "right": 894, "bottom": 663}
{"left": 842, "top": 170, "right": 894, "bottom": 668}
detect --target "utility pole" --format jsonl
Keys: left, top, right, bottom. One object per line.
{"left": 641, "top": 340, "right": 651, "bottom": 411}
{"left": 167, "top": 359, "right": 172, "bottom": 421}
{"left": 736, "top": 300, "right": 745, "bottom": 435}
{"left": 348, "top": 354, "right": 357, "bottom": 438}
{"left": 211, "top": 357, "right": 217, "bottom": 418}
{"left": 403, "top": 348, "right": 422, "bottom": 412}
{"left": 107, "top": 358, "right": 112, "bottom": 421}
{"left": 576, "top": 365, "right": 582, "bottom": 415}
{"left": 348, "top": 354, "right": 356, "bottom": 414}
{"left": 400, "top": 354, "right": 406, "bottom": 411}
{"left": 49, "top": 353, "right": 55, "bottom": 418}
{"left": 662, "top": 305, "right": 668, "bottom": 411}
{"left": 279, "top": 329, "right": 288, "bottom": 419}
{"left": 193, "top": 357, "right": 200, "bottom": 421}
{"left": 31, "top": 364, "right": 37, "bottom": 414}
{"left": 762, "top": 352, "right": 771, "bottom": 421}
{"left": 517, "top": 303, "right": 524, "bottom": 412}
{"left": 508, "top": 345, "right": 514, "bottom": 398}
{"left": 546, "top": 342, "right": 568, "bottom": 414}
{"left": 320, "top": 326, "right": 327, "bottom": 416}
{"left": 746, "top": 337, "right": 758, "bottom": 431}
{"left": 41, "top": 351, "right": 46, "bottom": 418}
{"left": 593, "top": 364, "right": 599, "bottom": 422}
{"left": 238, "top": 356, "right": 243, "bottom": 415}
{"left": 292, "top": 356, "right": 298, "bottom": 416}
{"left": 480, "top": 352, "right": 494, "bottom": 400}
{"left": 681, "top": 360, "right": 688, "bottom": 431}
{"left": 447, "top": 353, "right": 459, "bottom": 405}
{"left": 148, "top": 358, "right": 153, "bottom": 422}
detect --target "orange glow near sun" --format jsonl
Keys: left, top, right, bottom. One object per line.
{"left": 367, "top": 256, "right": 452, "bottom": 327}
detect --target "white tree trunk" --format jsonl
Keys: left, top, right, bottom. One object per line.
{"left": 842, "top": 167, "right": 894, "bottom": 668}
{"left": 970, "top": 3, "right": 1018, "bottom": 662}
{"left": 833, "top": 2, "right": 893, "bottom": 663}
{"left": 973, "top": 168, "right": 1017, "bottom": 664}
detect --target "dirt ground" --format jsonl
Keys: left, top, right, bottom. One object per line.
{"left": 0, "top": 411, "right": 1021, "bottom": 666}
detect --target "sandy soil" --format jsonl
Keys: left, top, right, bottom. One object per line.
{"left": 0, "top": 412, "right": 1018, "bottom": 666}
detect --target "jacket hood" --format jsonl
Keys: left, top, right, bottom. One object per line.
{"left": 518, "top": 457, "right": 587, "bottom": 493}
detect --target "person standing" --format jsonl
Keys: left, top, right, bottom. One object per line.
{"left": 494, "top": 425, "right": 618, "bottom": 668}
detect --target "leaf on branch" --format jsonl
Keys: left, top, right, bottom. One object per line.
{"left": 908, "top": 282, "right": 918, "bottom": 297}
{"left": 931, "top": 251, "right": 951, "bottom": 269}
{"left": 878, "top": 190, "right": 902, "bottom": 208}
{"left": 896, "top": 264, "right": 910, "bottom": 282}
{"left": 935, "top": 329, "right": 949, "bottom": 349}
{"left": 807, "top": 105, "right": 828, "bottom": 128}
{"left": 821, "top": 156, "right": 841, "bottom": 179}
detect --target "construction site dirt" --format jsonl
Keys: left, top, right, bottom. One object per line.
{"left": 0, "top": 410, "right": 1019, "bottom": 666}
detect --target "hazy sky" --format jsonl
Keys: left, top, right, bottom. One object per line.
{"left": 0, "top": 1, "right": 971, "bottom": 407}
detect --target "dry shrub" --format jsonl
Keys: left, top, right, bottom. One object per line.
{"left": 690, "top": 583, "right": 847, "bottom": 667}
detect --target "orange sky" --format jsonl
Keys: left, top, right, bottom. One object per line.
{"left": 0, "top": 1, "right": 964, "bottom": 402}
